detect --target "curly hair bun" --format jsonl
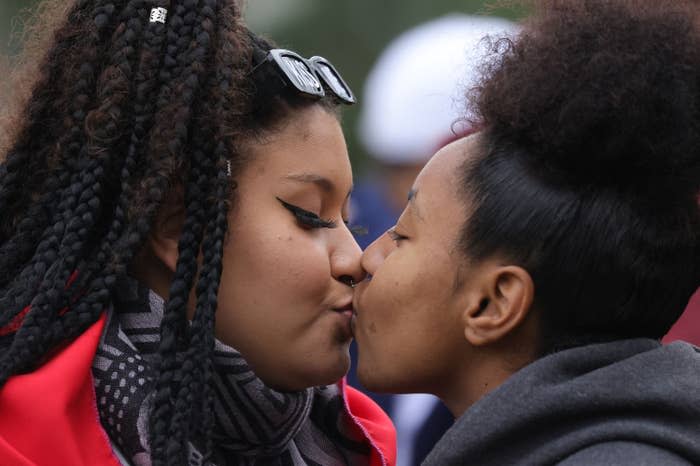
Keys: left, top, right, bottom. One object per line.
{"left": 476, "top": 0, "right": 700, "bottom": 199}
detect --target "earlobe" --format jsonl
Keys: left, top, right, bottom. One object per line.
{"left": 463, "top": 266, "right": 535, "bottom": 346}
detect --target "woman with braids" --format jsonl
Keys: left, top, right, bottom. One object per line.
{"left": 352, "top": 0, "right": 700, "bottom": 465}
{"left": 0, "top": 0, "right": 395, "bottom": 465}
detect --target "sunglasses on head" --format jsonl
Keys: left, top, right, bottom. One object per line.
{"left": 253, "top": 48, "right": 356, "bottom": 105}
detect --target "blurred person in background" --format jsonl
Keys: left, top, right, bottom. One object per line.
{"left": 348, "top": 13, "right": 517, "bottom": 466}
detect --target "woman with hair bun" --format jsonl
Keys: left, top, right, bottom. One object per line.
{"left": 0, "top": 0, "right": 395, "bottom": 465}
{"left": 352, "top": 1, "right": 700, "bottom": 464}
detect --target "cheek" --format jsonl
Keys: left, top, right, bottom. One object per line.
{"left": 357, "top": 273, "right": 433, "bottom": 392}
{"left": 358, "top": 251, "right": 431, "bottom": 352}
{"left": 363, "top": 249, "right": 439, "bottom": 317}
{"left": 215, "top": 224, "right": 331, "bottom": 343}
{"left": 357, "top": 248, "right": 458, "bottom": 386}
{"left": 229, "top": 223, "right": 329, "bottom": 292}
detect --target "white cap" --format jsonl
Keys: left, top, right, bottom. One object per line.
{"left": 358, "top": 14, "right": 518, "bottom": 164}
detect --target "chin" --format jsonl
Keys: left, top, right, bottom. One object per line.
{"left": 312, "top": 349, "right": 351, "bottom": 387}
{"left": 357, "top": 361, "right": 410, "bottom": 394}
{"left": 357, "top": 361, "right": 386, "bottom": 392}
{"left": 281, "top": 349, "right": 351, "bottom": 391}
{"left": 355, "top": 344, "right": 387, "bottom": 391}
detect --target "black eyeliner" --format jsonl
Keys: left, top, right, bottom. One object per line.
{"left": 276, "top": 197, "right": 337, "bottom": 228}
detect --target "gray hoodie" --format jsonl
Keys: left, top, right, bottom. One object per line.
{"left": 423, "top": 339, "right": 700, "bottom": 465}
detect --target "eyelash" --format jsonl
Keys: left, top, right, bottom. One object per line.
{"left": 388, "top": 228, "right": 407, "bottom": 243}
{"left": 277, "top": 197, "right": 368, "bottom": 234}
{"left": 277, "top": 197, "right": 337, "bottom": 228}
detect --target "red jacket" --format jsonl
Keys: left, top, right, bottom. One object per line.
{"left": 0, "top": 315, "right": 396, "bottom": 466}
{"left": 664, "top": 287, "right": 700, "bottom": 346}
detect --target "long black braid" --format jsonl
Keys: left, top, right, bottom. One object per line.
{"left": 145, "top": 0, "right": 223, "bottom": 462}
{"left": 0, "top": 0, "right": 117, "bottom": 306}
{"left": 0, "top": 1, "right": 105, "bottom": 232}
{"left": 160, "top": 2, "right": 240, "bottom": 460}
{"left": 0, "top": 0, "right": 122, "bottom": 376}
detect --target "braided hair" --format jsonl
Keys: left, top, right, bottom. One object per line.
{"left": 0, "top": 0, "right": 343, "bottom": 464}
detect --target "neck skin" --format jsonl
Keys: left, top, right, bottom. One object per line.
{"left": 437, "top": 314, "right": 539, "bottom": 418}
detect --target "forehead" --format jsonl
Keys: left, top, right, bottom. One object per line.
{"left": 242, "top": 106, "right": 351, "bottom": 184}
{"left": 407, "top": 135, "right": 480, "bottom": 247}
{"left": 414, "top": 134, "right": 478, "bottom": 200}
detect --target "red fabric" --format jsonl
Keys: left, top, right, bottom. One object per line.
{"left": 0, "top": 314, "right": 120, "bottom": 466}
{"left": 664, "top": 287, "right": 700, "bottom": 346}
{"left": 342, "top": 379, "right": 397, "bottom": 466}
{"left": 0, "top": 311, "right": 396, "bottom": 466}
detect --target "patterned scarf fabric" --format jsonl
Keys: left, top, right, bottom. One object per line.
{"left": 92, "top": 279, "right": 371, "bottom": 465}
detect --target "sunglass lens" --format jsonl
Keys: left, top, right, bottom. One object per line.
{"left": 314, "top": 61, "right": 354, "bottom": 103}
{"left": 279, "top": 55, "right": 324, "bottom": 96}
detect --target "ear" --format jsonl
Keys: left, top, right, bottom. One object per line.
{"left": 147, "top": 188, "right": 185, "bottom": 274}
{"left": 463, "top": 265, "right": 535, "bottom": 346}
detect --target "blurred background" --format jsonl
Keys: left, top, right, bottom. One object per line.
{"left": 0, "top": 0, "right": 522, "bottom": 173}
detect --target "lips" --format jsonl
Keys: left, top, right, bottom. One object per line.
{"left": 330, "top": 301, "right": 354, "bottom": 339}
{"left": 350, "top": 312, "right": 357, "bottom": 336}
{"left": 332, "top": 302, "right": 354, "bottom": 313}
{"left": 331, "top": 294, "right": 354, "bottom": 314}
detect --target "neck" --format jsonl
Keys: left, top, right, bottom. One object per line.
{"left": 440, "top": 353, "right": 512, "bottom": 417}
{"left": 440, "top": 339, "right": 537, "bottom": 417}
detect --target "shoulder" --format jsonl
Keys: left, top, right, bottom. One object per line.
{"left": 557, "top": 441, "right": 693, "bottom": 466}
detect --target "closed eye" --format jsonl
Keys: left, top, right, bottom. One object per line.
{"left": 387, "top": 227, "right": 407, "bottom": 243}
{"left": 277, "top": 197, "right": 337, "bottom": 229}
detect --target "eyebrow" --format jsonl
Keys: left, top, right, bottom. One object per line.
{"left": 285, "top": 172, "right": 353, "bottom": 198}
{"left": 407, "top": 188, "right": 423, "bottom": 221}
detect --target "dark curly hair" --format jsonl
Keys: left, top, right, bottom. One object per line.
{"left": 0, "top": 0, "right": 344, "bottom": 464}
{"left": 461, "top": 0, "right": 700, "bottom": 353}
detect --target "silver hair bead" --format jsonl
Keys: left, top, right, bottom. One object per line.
{"left": 150, "top": 7, "right": 168, "bottom": 24}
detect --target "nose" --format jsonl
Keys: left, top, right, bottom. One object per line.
{"left": 331, "top": 225, "right": 366, "bottom": 286}
{"left": 360, "top": 230, "right": 396, "bottom": 277}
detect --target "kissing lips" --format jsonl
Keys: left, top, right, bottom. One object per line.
{"left": 332, "top": 303, "right": 354, "bottom": 339}
{"left": 350, "top": 310, "right": 357, "bottom": 337}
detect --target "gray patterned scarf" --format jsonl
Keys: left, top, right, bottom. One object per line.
{"left": 92, "top": 279, "right": 371, "bottom": 465}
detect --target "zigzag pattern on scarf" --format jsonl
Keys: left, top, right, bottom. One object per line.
{"left": 92, "top": 278, "right": 370, "bottom": 465}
